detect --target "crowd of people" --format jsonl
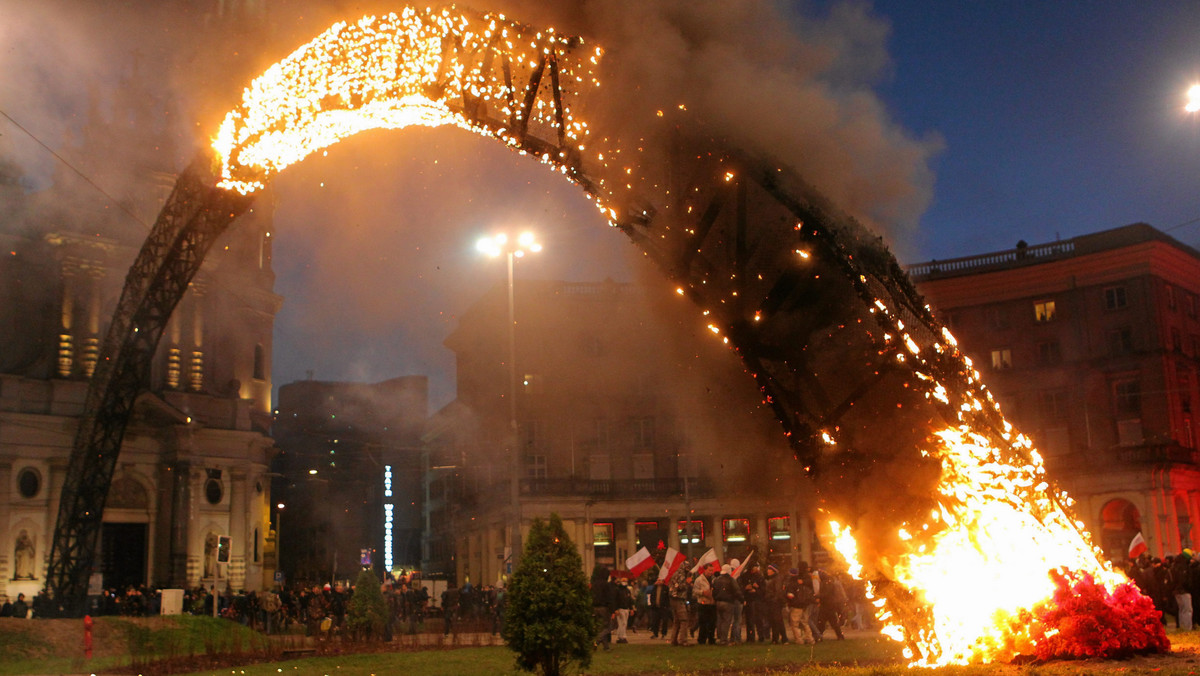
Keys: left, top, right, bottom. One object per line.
{"left": 589, "top": 556, "right": 871, "bottom": 648}
{"left": 1126, "top": 549, "right": 1200, "bottom": 631}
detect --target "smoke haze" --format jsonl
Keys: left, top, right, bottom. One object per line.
{"left": 0, "top": 0, "right": 939, "bottom": 408}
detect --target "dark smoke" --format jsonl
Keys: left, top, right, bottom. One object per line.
{"left": 0, "top": 0, "right": 939, "bottom": 411}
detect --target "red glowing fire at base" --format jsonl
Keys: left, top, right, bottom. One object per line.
{"left": 1020, "top": 570, "right": 1169, "bottom": 662}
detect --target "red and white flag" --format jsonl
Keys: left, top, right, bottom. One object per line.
{"left": 690, "top": 547, "right": 719, "bottom": 573}
{"left": 732, "top": 551, "right": 754, "bottom": 579}
{"left": 657, "top": 547, "right": 684, "bottom": 582}
{"left": 626, "top": 546, "right": 655, "bottom": 577}
{"left": 1129, "top": 532, "right": 1148, "bottom": 559}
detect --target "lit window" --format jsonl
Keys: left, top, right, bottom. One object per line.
{"left": 1034, "top": 300, "right": 1056, "bottom": 322}
{"left": 990, "top": 348, "right": 1012, "bottom": 370}
{"left": 723, "top": 518, "right": 750, "bottom": 543}
{"left": 593, "top": 522, "right": 614, "bottom": 546}
{"left": 677, "top": 519, "right": 704, "bottom": 544}
{"left": 768, "top": 516, "right": 791, "bottom": 540}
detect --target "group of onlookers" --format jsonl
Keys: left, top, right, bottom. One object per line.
{"left": 1127, "top": 549, "right": 1200, "bottom": 630}
{"left": 589, "top": 556, "right": 868, "bottom": 648}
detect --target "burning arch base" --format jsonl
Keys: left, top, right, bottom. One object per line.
{"left": 44, "top": 5, "right": 1156, "bottom": 667}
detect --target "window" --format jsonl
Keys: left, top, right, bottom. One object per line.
{"left": 1167, "top": 285, "right": 1177, "bottom": 310}
{"left": 1180, "top": 371, "right": 1193, "bottom": 413}
{"left": 1041, "top": 426, "right": 1071, "bottom": 456}
{"left": 677, "top": 519, "right": 704, "bottom": 544}
{"left": 990, "top": 348, "right": 1012, "bottom": 370}
{"left": 1034, "top": 300, "right": 1056, "bottom": 322}
{"left": 1036, "top": 340, "right": 1062, "bottom": 365}
{"left": 767, "top": 516, "right": 791, "bottom": 561}
{"left": 593, "top": 418, "right": 610, "bottom": 450}
{"left": 588, "top": 454, "right": 611, "bottom": 480}
{"left": 522, "top": 454, "right": 547, "bottom": 480}
{"left": 521, "top": 419, "right": 545, "bottom": 450}
{"left": 632, "top": 453, "right": 654, "bottom": 479}
{"left": 1114, "top": 379, "right": 1141, "bottom": 415}
{"left": 723, "top": 518, "right": 750, "bottom": 543}
{"left": 1105, "top": 286, "right": 1127, "bottom": 310}
{"left": 631, "top": 416, "right": 656, "bottom": 449}
{"left": 636, "top": 521, "right": 666, "bottom": 550}
{"left": 17, "top": 468, "right": 40, "bottom": 498}
{"left": 986, "top": 307, "right": 1008, "bottom": 330}
{"left": 1173, "top": 327, "right": 1183, "bottom": 352}
{"left": 1107, "top": 327, "right": 1134, "bottom": 356}
{"left": 1040, "top": 389, "right": 1069, "bottom": 421}
{"left": 593, "top": 522, "right": 616, "bottom": 566}
{"left": 1183, "top": 417, "right": 1196, "bottom": 449}
{"left": 1189, "top": 294, "right": 1197, "bottom": 319}
{"left": 205, "top": 478, "right": 223, "bottom": 505}
{"left": 253, "top": 344, "right": 266, "bottom": 380}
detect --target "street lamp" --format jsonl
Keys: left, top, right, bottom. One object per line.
{"left": 1187, "top": 84, "right": 1200, "bottom": 113}
{"left": 476, "top": 231, "right": 542, "bottom": 577}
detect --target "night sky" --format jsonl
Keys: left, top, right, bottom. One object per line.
{"left": 5, "top": 1, "right": 1200, "bottom": 409}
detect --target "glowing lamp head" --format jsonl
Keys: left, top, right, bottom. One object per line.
{"left": 476, "top": 231, "right": 542, "bottom": 258}
{"left": 1187, "top": 84, "right": 1200, "bottom": 113}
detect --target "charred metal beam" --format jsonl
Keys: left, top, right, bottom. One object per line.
{"left": 45, "top": 155, "right": 254, "bottom": 616}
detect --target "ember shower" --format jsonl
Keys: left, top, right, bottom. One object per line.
{"left": 47, "top": 4, "right": 1165, "bottom": 665}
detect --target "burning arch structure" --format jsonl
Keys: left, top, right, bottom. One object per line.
{"left": 46, "top": 5, "right": 1157, "bottom": 666}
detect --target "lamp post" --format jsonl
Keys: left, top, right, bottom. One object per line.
{"left": 477, "top": 231, "right": 542, "bottom": 578}
{"left": 1187, "top": 84, "right": 1200, "bottom": 113}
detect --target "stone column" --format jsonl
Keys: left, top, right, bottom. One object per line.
{"left": 714, "top": 514, "right": 726, "bottom": 563}
{"left": 794, "top": 510, "right": 810, "bottom": 568}
{"left": 625, "top": 518, "right": 637, "bottom": 566}
{"left": 229, "top": 470, "right": 247, "bottom": 590}
{"left": 0, "top": 461, "right": 11, "bottom": 599}
{"left": 754, "top": 513, "right": 769, "bottom": 565}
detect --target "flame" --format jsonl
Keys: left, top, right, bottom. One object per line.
{"left": 827, "top": 314, "right": 1162, "bottom": 666}
{"left": 212, "top": 7, "right": 598, "bottom": 195}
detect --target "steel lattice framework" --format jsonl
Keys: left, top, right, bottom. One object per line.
{"left": 47, "top": 7, "right": 994, "bottom": 614}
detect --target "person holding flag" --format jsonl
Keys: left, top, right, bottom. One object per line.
{"left": 1129, "top": 532, "right": 1148, "bottom": 560}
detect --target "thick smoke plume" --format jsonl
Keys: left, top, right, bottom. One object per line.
{"left": 0, "top": 0, "right": 939, "bottom": 408}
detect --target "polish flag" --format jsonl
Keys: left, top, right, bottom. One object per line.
{"left": 732, "top": 551, "right": 754, "bottom": 579}
{"left": 690, "top": 547, "right": 718, "bottom": 573}
{"left": 1129, "top": 532, "right": 1148, "bottom": 559}
{"left": 657, "top": 547, "right": 684, "bottom": 582}
{"left": 626, "top": 546, "right": 655, "bottom": 577}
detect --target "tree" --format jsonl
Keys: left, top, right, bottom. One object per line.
{"left": 346, "top": 569, "right": 389, "bottom": 640}
{"left": 503, "top": 513, "right": 596, "bottom": 676}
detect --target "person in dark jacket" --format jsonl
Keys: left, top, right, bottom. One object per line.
{"left": 712, "top": 564, "right": 743, "bottom": 644}
{"left": 591, "top": 566, "right": 617, "bottom": 649}
{"left": 740, "top": 561, "right": 766, "bottom": 642}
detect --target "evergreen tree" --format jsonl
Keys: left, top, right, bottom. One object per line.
{"left": 346, "top": 569, "right": 389, "bottom": 640}
{"left": 503, "top": 513, "right": 596, "bottom": 676}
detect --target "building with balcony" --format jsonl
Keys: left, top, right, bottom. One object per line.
{"left": 910, "top": 223, "right": 1200, "bottom": 560}
{"left": 425, "top": 278, "right": 821, "bottom": 586}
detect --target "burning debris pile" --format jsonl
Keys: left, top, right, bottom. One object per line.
{"left": 829, "top": 322, "right": 1170, "bottom": 666}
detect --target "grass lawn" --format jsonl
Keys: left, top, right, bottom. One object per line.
{"left": 173, "top": 631, "right": 1200, "bottom": 676}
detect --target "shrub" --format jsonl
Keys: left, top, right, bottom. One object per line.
{"left": 502, "top": 513, "right": 596, "bottom": 676}
{"left": 346, "top": 569, "right": 389, "bottom": 640}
